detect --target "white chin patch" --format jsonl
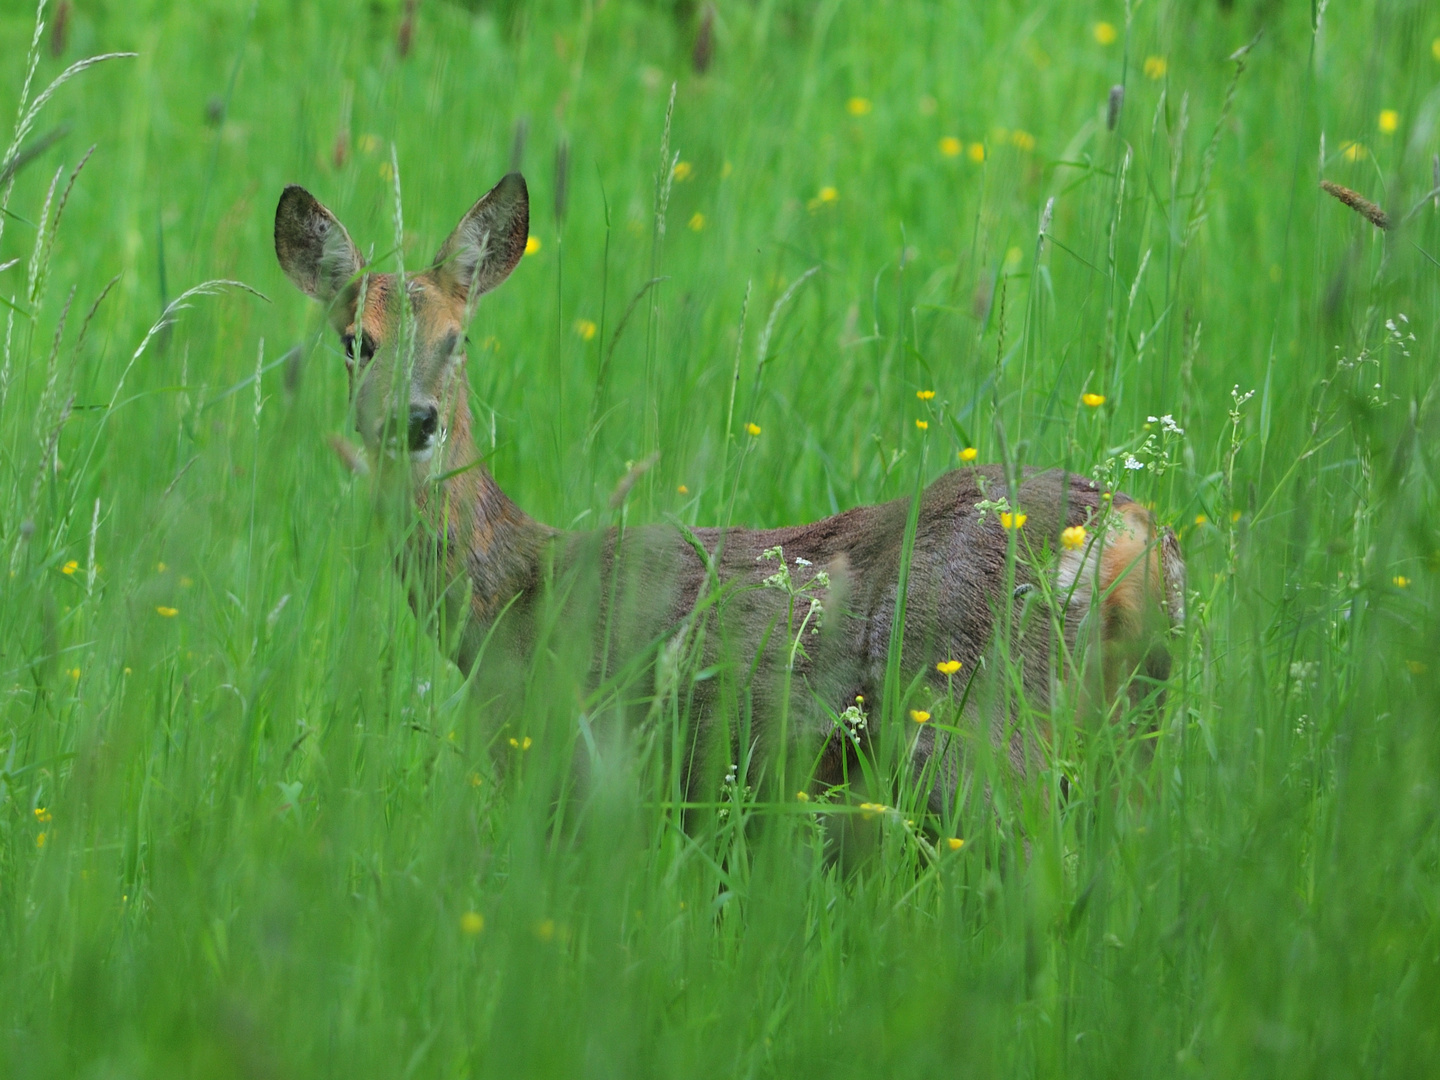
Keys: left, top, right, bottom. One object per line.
{"left": 410, "top": 443, "right": 435, "bottom": 464}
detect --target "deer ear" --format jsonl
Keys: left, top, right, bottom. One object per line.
{"left": 433, "top": 172, "right": 529, "bottom": 303}
{"left": 274, "top": 185, "right": 363, "bottom": 304}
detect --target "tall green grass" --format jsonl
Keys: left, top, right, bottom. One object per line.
{"left": 2, "top": 0, "right": 1438, "bottom": 1075}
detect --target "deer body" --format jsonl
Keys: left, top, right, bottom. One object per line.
{"left": 275, "top": 173, "right": 1183, "bottom": 804}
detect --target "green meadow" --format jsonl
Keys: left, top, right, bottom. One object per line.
{"left": 3, "top": 0, "right": 1439, "bottom": 1073}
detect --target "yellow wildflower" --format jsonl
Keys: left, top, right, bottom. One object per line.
{"left": 672, "top": 160, "right": 694, "bottom": 181}
{"left": 508, "top": 736, "right": 533, "bottom": 750}
{"left": 947, "top": 837, "right": 964, "bottom": 851}
{"left": 745, "top": 422, "right": 762, "bottom": 436}
{"left": 817, "top": 185, "right": 838, "bottom": 204}
{"left": 959, "top": 447, "right": 978, "bottom": 462}
{"left": 67, "top": 668, "right": 80, "bottom": 680}
{"left": 1144, "top": 56, "right": 1167, "bottom": 79}
{"left": 469, "top": 773, "right": 483, "bottom": 787}
{"left": 1004, "top": 246, "right": 1023, "bottom": 268}
{"left": 1082, "top": 392, "right": 1105, "bottom": 407}
{"left": 858, "top": 802, "right": 886, "bottom": 817}
{"left": 61, "top": 560, "right": 78, "bottom": 575}
{"left": 1194, "top": 514, "right": 1208, "bottom": 526}
{"left": 1340, "top": 140, "right": 1366, "bottom": 162}
{"left": 1010, "top": 129, "right": 1036, "bottom": 152}
{"left": 677, "top": 484, "right": 690, "bottom": 495}
{"left": 936, "top": 660, "right": 961, "bottom": 676}
{"left": 915, "top": 419, "right": 928, "bottom": 431}
{"left": 535, "top": 919, "right": 556, "bottom": 942}
{"left": 1061, "top": 525, "right": 1087, "bottom": 550}
{"left": 1393, "top": 575, "right": 1410, "bottom": 588}
{"left": 795, "top": 791, "right": 810, "bottom": 802}
{"left": 916, "top": 389, "right": 936, "bottom": 400}
{"left": 1094, "top": 21, "right": 1117, "bottom": 45}
{"left": 378, "top": 160, "right": 393, "bottom": 181}
{"left": 1407, "top": 660, "right": 1428, "bottom": 675}
{"left": 910, "top": 709, "right": 931, "bottom": 724}
{"left": 357, "top": 133, "right": 379, "bottom": 154}
{"left": 34, "top": 807, "right": 52, "bottom": 823}
{"left": 1230, "top": 510, "right": 1242, "bottom": 523}
{"left": 155, "top": 606, "right": 178, "bottom": 618}
{"left": 1378, "top": 110, "right": 1399, "bottom": 134}
{"left": 967, "top": 142, "right": 985, "bottom": 163}
{"left": 460, "top": 911, "right": 485, "bottom": 935}
{"left": 846, "top": 97, "right": 873, "bottom": 116}
{"left": 575, "top": 318, "right": 597, "bottom": 341}
{"left": 524, "top": 236, "right": 541, "bottom": 255}
{"left": 939, "top": 136, "right": 962, "bottom": 158}
{"left": 999, "top": 512, "right": 1027, "bottom": 530}
{"left": 36, "top": 833, "right": 46, "bottom": 848}
{"left": 157, "top": 562, "right": 167, "bottom": 573}
{"left": 688, "top": 212, "right": 705, "bottom": 231}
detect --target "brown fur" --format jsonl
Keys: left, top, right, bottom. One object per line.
{"left": 274, "top": 173, "right": 1184, "bottom": 810}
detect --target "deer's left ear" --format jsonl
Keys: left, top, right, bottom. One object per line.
{"left": 274, "top": 185, "right": 363, "bottom": 305}
{"left": 433, "top": 172, "right": 529, "bottom": 304}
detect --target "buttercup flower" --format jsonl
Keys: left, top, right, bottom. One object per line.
{"left": 939, "top": 136, "right": 962, "bottom": 158}
{"left": 1062, "top": 525, "right": 1087, "bottom": 550}
{"left": 846, "top": 97, "right": 872, "bottom": 116}
{"left": 460, "top": 911, "right": 485, "bottom": 935}
{"left": 947, "top": 837, "right": 965, "bottom": 851}
{"left": 959, "top": 447, "right": 978, "bottom": 462}
{"left": 156, "top": 606, "right": 178, "bottom": 618}
{"left": 936, "top": 660, "right": 961, "bottom": 676}
{"left": 1144, "top": 56, "right": 1167, "bottom": 79}
{"left": 574, "top": 318, "right": 597, "bottom": 341}
{"left": 915, "top": 419, "right": 928, "bottom": 431}
{"left": 1378, "top": 110, "right": 1399, "bottom": 134}
{"left": 967, "top": 142, "right": 985, "bottom": 163}
{"left": 688, "top": 212, "right": 705, "bottom": 231}
{"left": 672, "top": 160, "right": 694, "bottom": 181}
{"left": 524, "top": 236, "right": 541, "bottom": 255}
{"left": 1094, "top": 21, "right": 1117, "bottom": 44}
{"left": 999, "top": 512, "right": 1027, "bottom": 529}
{"left": 910, "top": 709, "right": 931, "bottom": 724}
{"left": 745, "top": 422, "right": 762, "bottom": 436}
{"left": 1082, "top": 392, "right": 1106, "bottom": 407}
{"left": 916, "top": 389, "right": 935, "bottom": 400}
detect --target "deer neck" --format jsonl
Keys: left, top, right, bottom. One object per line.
{"left": 409, "top": 383, "right": 555, "bottom": 632}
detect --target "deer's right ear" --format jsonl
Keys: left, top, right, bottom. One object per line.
{"left": 274, "top": 185, "right": 363, "bottom": 304}
{"left": 432, "top": 172, "right": 529, "bottom": 304}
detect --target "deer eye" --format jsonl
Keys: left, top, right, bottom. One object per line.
{"left": 342, "top": 332, "right": 377, "bottom": 364}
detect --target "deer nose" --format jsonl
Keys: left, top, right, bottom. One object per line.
{"left": 408, "top": 404, "right": 439, "bottom": 451}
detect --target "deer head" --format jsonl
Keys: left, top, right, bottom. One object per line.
{"left": 274, "top": 173, "right": 529, "bottom": 465}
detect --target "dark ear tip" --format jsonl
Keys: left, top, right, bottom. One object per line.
{"left": 497, "top": 172, "right": 528, "bottom": 200}
{"left": 276, "top": 184, "right": 316, "bottom": 222}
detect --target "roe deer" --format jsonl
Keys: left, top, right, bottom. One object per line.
{"left": 274, "top": 172, "right": 1184, "bottom": 813}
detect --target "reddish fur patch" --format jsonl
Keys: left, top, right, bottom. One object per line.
{"left": 1097, "top": 502, "right": 1172, "bottom": 701}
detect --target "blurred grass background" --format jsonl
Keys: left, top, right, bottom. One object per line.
{"left": 2, "top": 0, "right": 1439, "bottom": 1075}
